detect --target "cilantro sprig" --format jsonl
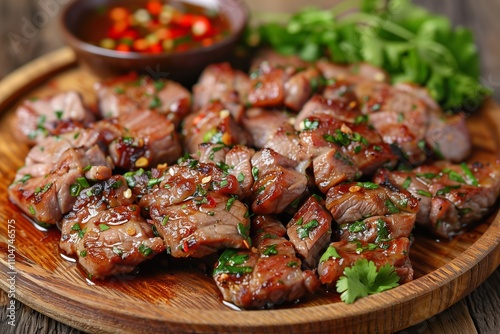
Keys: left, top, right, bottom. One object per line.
{"left": 336, "top": 259, "right": 400, "bottom": 304}
{"left": 249, "top": 0, "right": 490, "bottom": 111}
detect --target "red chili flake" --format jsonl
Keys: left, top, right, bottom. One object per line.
{"left": 206, "top": 195, "right": 217, "bottom": 208}
{"left": 183, "top": 240, "right": 189, "bottom": 252}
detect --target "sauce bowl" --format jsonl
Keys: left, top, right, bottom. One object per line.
{"left": 60, "top": 0, "right": 248, "bottom": 85}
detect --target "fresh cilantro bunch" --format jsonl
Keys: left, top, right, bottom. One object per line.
{"left": 336, "top": 259, "right": 400, "bottom": 304}
{"left": 250, "top": 0, "right": 491, "bottom": 112}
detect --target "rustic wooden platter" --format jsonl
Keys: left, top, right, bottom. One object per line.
{"left": 0, "top": 48, "right": 499, "bottom": 334}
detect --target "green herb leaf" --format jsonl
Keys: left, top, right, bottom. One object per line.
{"left": 213, "top": 249, "right": 253, "bottom": 276}
{"left": 319, "top": 245, "right": 342, "bottom": 263}
{"left": 336, "top": 259, "right": 400, "bottom": 304}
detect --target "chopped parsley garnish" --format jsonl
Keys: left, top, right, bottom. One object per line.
{"left": 296, "top": 219, "right": 319, "bottom": 239}
{"left": 458, "top": 207, "right": 472, "bottom": 215}
{"left": 262, "top": 244, "right": 278, "bottom": 256}
{"left": 349, "top": 220, "right": 366, "bottom": 233}
{"left": 416, "top": 173, "right": 437, "bottom": 179}
{"left": 138, "top": 244, "right": 153, "bottom": 256}
{"left": 113, "top": 247, "right": 123, "bottom": 257}
{"left": 375, "top": 219, "right": 390, "bottom": 243}
{"left": 436, "top": 185, "right": 461, "bottom": 196}
{"left": 237, "top": 172, "right": 245, "bottom": 183}
{"left": 237, "top": 222, "right": 252, "bottom": 247}
{"left": 443, "top": 168, "right": 466, "bottom": 184}
{"left": 70, "top": 183, "right": 82, "bottom": 197}
{"left": 417, "top": 189, "right": 433, "bottom": 197}
{"left": 213, "top": 249, "right": 253, "bottom": 276}
{"left": 354, "top": 115, "right": 368, "bottom": 125}
{"left": 334, "top": 151, "right": 353, "bottom": 166}
{"left": 225, "top": 197, "right": 236, "bottom": 211}
{"left": 162, "top": 215, "right": 169, "bottom": 226}
{"left": 303, "top": 118, "right": 319, "bottom": 130}
{"left": 384, "top": 200, "right": 400, "bottom": 213}
{"left": 124, "top": 168, "right": 145, "bottom": 188}
{"left": 18, "top": 174, "right": 32, "bottom": 184}
{"left": 323, "top": 129, "right": 351, "bottom": 146}
{"left": 357, "top": 182, "right": 379, "bottom": 189}
{"left": 460, "top": 163, "right": 479, "bottom": 186}
{"left": 252, "top": 167, "right": 259, "bottom": 181}
{"left": 147, "top": 178, "right": 161, "bottom": 187}
{"left": 149, "top": 95, "right": 162, "bottom": 109}
{"left": 99, "top": 224, "right": 110, "bottom": 231}
{"left": 76, "top": 177, "right": 90, "bottom": 188}
{"left": 320, "top": 246, "right": 342, "bottom": 263}
{"left": 402, "top": 177, "right": 412, "bottom": 189}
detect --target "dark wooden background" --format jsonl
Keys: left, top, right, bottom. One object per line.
{"left": 0, "top": 0, "right": 499, "bottom": 333}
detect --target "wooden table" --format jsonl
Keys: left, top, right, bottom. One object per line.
{"left": 0, "top": 1, "right": 498, "bottom": 333}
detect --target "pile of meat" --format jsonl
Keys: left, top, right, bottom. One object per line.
{"left": 9, "top": 51, "right": 500, "bottom": 309}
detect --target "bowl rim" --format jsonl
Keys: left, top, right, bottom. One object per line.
{"left": 59, "top": 0, "right": 249, "bottom": 60}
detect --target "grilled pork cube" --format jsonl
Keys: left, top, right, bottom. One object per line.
{"left": 295, "top": 94, "right": 361, "bottom": 130}
{"left": 318, "top": 238, "right": 413, "bottom": 287}
{"left": 150, "top": 191, "right": 251, "bottom": 258}
{"left": 247, "top": 63, "right": 288, "bottom": 109}
{"left": 338, "top": 213, "right": 416, "bottom": 243}
{"left": 60, "top": 176, "right": 164, "bottom": 278}
{"left": 182, "top": 102, "right": 251, "bottom": 155}
{"left": 193, "top": 62, "right": 250, "bottom": 122}
{"left": 312, "top": 148, "right": 360, "bottom": 193}
{"left": 196, "top": 144, "right": 255, "bottom": 199}
{"left": 248, "top": 51, "right": 322, "bottom": 111}
{"left": 355, "top": 81, "right": 430, "bottom": 165}
{"left": 355, "top": 81, "right": 472, "bottom": 165}
{"left": 73, "top": 206, "right": 163, "bottom": 278}
{"left": 241, "top": 108, "right": 290, "bottom": 148}
{"left": 9, "top": 147, "right": 113, "bottom": 225}
{"left": 21, "top": 127, "right": 107, "bottom": 176}
{"left": 198, "top": 143, "right": 230, "bottom": 164}
{"left": 16, "top": 91, "right": 94, "bottom": 144}
{"left": 287, "top": 196, "right": 333, "bottom": 269}
{"left": 374, "top": 160, "right": 500, "bottom": 237}
{"left": 225, "top": 145, "right": 256, "bottom": 199}
{"left": 325, "top": 182, "right": 419, "bottom": 225}
{"left": 299, "top": 115, "right": 396, "bottom": 192}
{"left": 213, "top": 215, "right": 320, "bottom": 308}
{"left": 250, "top": 149, "right": 307, "bottom": 214}
{"left": 425, "top": 113, "right": 471, "bottom": 162}
{"left": 242, "top": 108, "right": 310, "bottom": 166}
{"left": 284, "top": 67, "right": 323, "bottom": 111}
{"left": 95, "top": 74, "right": 191, "bottom": 127}
{"left": 109, "top": 109, "right": 182, "bottom": 170}
{"left": 322, "top": 80, "right": 361, "bottom": 109}
{"left": 139, "top": 158, "right": 242, "bottom": 211}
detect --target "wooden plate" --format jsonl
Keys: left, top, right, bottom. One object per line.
{"left": 0, "top": 48, "right": 499, "bottom": 334}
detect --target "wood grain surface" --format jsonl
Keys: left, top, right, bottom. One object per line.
{"left": 0, "top": 47, "right": 498, "bottom": 333}
{"left": 0, "top": 0, "right": 499, "bottom": 333}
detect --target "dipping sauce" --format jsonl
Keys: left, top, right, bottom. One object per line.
{"left": 77, "top": 0, "right": 230, "bottom": 54}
